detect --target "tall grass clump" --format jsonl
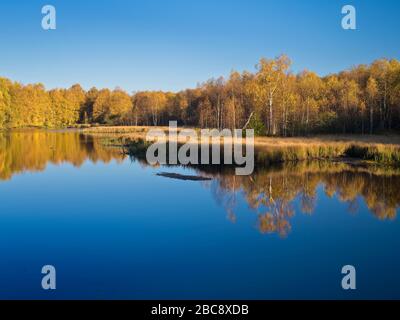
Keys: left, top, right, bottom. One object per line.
{"left": 345, "top": 144, "right": 400, "bottom": 165}
{"left": 255, "top": 143, "right": 349, "bottom": 165}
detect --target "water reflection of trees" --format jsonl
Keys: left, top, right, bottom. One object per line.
{"left": 205, "top": 162, "right": 400, "bottom": 237}
{"left": 128, "top": 151, "right": 400, "bottom": 236}
{"left": 2, "top": 133, "right": 399, "bottom": 237}
{"left": 0, "top": 131, "right": 125, "bottom": 181}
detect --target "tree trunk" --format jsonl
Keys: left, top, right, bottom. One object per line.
{"left": 370, "top": 104, "right": 373, "bottom": 135}
{"left": 242, "top": 112, "right": 255, "bottom": 130}
{"left": 306, "top": 101, "right": 309, "bottom": 135}
{"left": 268, "top": 94, "right": 273, "bottom": 135}
{"left": 232, "top": 93, "right": 236, "bottom": 130}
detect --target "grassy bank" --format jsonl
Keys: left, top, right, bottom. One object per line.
{"left": 83, "top": 126, "right": 400, "bottom": 166}
{"left": 119, "top": 137, "right": 400, "bottom": 167}
{"left": 255, "top": 143, "right": 400, "bottom": 165}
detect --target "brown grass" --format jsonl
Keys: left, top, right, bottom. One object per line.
{"left": 83, "top": 126, "right": 400, "bottom": 144}
{"left": 83, "top": 126, "right": 400, "bottom": 165}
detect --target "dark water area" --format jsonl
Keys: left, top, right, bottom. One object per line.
{"left": 0, "top": 131, "right": 399, "bottom": 299}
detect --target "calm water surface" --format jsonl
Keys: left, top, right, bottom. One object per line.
{"left": 0, "top": 131, "right": 399, "bottom": 299}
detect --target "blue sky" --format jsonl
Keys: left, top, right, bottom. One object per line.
{"left": 0, "top": 0, "right": 399, "bottom": 92}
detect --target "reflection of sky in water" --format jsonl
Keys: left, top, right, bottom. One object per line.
{"left": 0, "top": 132, "right": 399, "bottom": 299}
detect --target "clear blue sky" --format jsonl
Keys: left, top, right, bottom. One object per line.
{"left": 0, "top": 0, "right": 399, "bottom": 92}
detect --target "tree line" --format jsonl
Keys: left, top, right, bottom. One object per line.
{"left": 1, "top": 55, "right": 399, "bottom": 135}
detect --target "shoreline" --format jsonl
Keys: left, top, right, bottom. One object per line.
{"left": 3, "top": 127, "right": 400, "bottom": 166}
{"left": 80, "top": 126, "right": 400, "bottom": 167}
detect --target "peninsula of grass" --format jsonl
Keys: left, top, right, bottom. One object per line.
{"left": 83, "top": 126, "right": 400, "bottom": 166}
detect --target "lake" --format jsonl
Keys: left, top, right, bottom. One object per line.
{"left": 0, "top": 130, "right": 399, "bottom": 299}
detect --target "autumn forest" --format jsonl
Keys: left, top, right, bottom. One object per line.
{"left": 1, "top": 55, "right": 400, "bottom": 136}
